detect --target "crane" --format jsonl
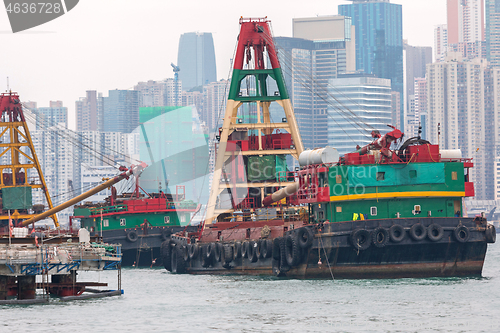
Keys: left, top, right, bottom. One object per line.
{"left": 171, "top": 63, "right": 180, "bottom": 106}
{"left": 171, "top": 63, "right": 180, "bottom": 81}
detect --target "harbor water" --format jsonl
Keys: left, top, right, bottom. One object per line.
{"left": 2, "top": 242, "right": 500, "bottom": 333}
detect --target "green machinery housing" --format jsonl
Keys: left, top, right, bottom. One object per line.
{"left": 306, "top": 161, "right": 469, "bottom": 223}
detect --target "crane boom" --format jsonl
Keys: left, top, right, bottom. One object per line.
{"left": 20, "top": 162, "right": 147, "bottom": 227}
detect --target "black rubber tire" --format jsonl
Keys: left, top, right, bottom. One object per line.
{"left": 176, "top": 246, "right": 187, "bottom": 274}
{"left": 201, "top": 245, "right": 212, "bottom": 268}
{"left": 233, "top": 242, "right": 242, "bottom": 260}
{"left": 222, "top": 245, "right": 233, "bottom": 263}
{"left": 350, "top": 229, "right": 371, "bottom": 251}
{"left": 214, "top": 243, "right": 222, "bottom": 262}
{"left": 389, "top": 224, "right": 405, "bottom": 243}
{"left": 161, "top": 228, "right": 172, "bottom": 241}
{"left": 207, "top": 243, "right": 216, "bottom": 264}
{"left": 259, "top": 239, "right": 267, "bottom": 259}
{"left": 248, "top": 241, "right": 258, "bottom": 263}
{"left": 272, "top": 238, "right": 281, "bottom": 260}
{"left": 261, "top": 239, "right": 273, "bottom": 259}
{"left": 427, "top": 223, "right": 444, "bottom": 242}
{"left": 126, "top": 230, "right": 138, "bottom": 242}
{"left": 256, "top": 240, "right": 263, "bottom": 259}
{"left": 198, "top": 245, "right": 204, "bottom": 261}
{"left": 161, "top": 240, "right": 172, "bottom": 271}
{"left": 170, "top": 244, "right": 178, "bottom": 273}
{"left": 285, "top": 235, "right": 300, "bottom": 266}
{"left": 410, "top": 223, "right": 426, "bottom": 241}
{"left": 454, "top": 225, "right": 470, "bottom": 243}
{"left": 241, "top": 241, "right": 249, "bottom": 258}
{"left": 188, "top": 244, "right": 198, "bottom": 260}
{"left": 297, "top": 227, "right": 314, "bottom": 249}
{"left": 486, "top": 224, "right": 496, "bottom": 243}
{"left": 180, "top": 245, "right": 189, "bottom": 262}
{"left": 372, "top": 227, "right": 389, "bottom": 248}
{"left": 171, "top": 246, "right": 186, "bottom": 274}
{"left": 279, "top": 237, "right": 289, "bottom": 271}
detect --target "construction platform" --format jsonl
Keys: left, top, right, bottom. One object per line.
{"left": 0, "top": 229, "right": 122, "bottom": 304}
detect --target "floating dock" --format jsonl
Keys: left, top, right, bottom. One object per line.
{"left": 0, "top": 232, "right": 122, "bottom": 304}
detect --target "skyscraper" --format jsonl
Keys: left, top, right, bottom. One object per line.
{"left": 435, "top": 24, "right": 449, "bottom": 62}
{"left": 76, "top": 90, "right": 103, "bottom": 132}
{"left": 274, "top": 15, "right": 356, "bottom": 149}
{"left": 102, "top": 90, "right": 140, "bottom": 133}
{"left": 447, "top": 0, "right": 484, "bottom": 45}
{"left": 35, "top": 101, "right": 67, "bottom": 130}
{"left": 486, "top": 0, "right": 500, "bottom": 67}
{"left": 404, "top": 42, "right": 432, "bottom": 99}
{"left": 413, "top": 77, "right": 428, "bottom": 139}
{"left": 339, "top": 0, "right": 404, "bottom": 128}
{"left": 177, "top": 32, "right": 217, "bottom": 91}
{"left": 202, "top": 80, "right": 229, "bottom": 131}
{"left": 447, "top": 0, "right": 486, "bottom": 60}
{"left": 134, "top": 79, "right": 182, "bottom": 107}
{"left": 30, "top": 129, "right": 74, "bottom": 222}
{"left": 328, "top": 75, "right": 393, "bottom": 155}
{"left": 425, "top": 55, "right": 500, "bottom": 200}
{"left": 403, "top": 41, "right": 432, "bottom": 135}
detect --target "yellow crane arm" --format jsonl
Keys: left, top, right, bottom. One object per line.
{"left": 20, "top": 162, "right": 147, "bottom": 227}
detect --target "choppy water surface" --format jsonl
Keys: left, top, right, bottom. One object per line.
{"left": 2, "top": 242, "right": 500, "bottom": 332}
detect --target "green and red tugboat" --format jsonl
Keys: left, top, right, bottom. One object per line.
{"left": 161, "top": 17, "right": 496, "bottom": 279}
{"left": 73, "top": 183, "right": 199, "bottom": 267}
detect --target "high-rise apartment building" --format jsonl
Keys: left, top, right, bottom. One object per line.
{"left": 494, "top": 157, "right": 500, "bottom": 200}
{"left": 339, "top": 0, "right": 404, "bottom": 128}
{"left": 292, "top": 16, "right": 356, "bottom": 73}
{"left": 30, "top": 129, "right": 75, "bottom": 223}
{"left": 22, "top": 102, "right": 37, "bottom": 132}
{"left": 483, "top": 64, "right": 500, "bottom": 199}
{"left": 447, "top": 0, "right": 484, "bottom": 44}
{"left": 391, "top": 91, "right": 401, "bottom": 131}
{"left": 76, "top": 90, "right": 103, "bottom": 132}
{"left": 413, "top": 78, "right": 428, "bottom": 138}
{"left": 72, "top": 130, "right": 139, "bottom": 201}
{"left": 202, "top": 80, "right": 229, "bottom": 131}
{"left": 426, "top": 55, "right": 500, "bottom": 200}
{"left": 102, "top": 90, "right": 140, "bottom": 133}
{"left": 274, "top": 15, "right": 356, "bottom": 149}
{"left": 134, "top": 79, "right": 182, "bottom": 107}
{"left": 35, "top": 101, "right": 67, "bottom": 130}
{"left": 327, "top": 75, "right": 393, "bottom": 155}
{"left": 403, "top": 42, "right": 432, "bottom": 135}
{"left": 404, "top": 42, "right": 432, "bottom": 99}
{"left": 448, "top": 40, "right": 486, "bottom": 59}
{"left": 80, "top": 165, "right": 121, "bottom": 203}
{"left": 447, "top": 0, "right": 486, "bottom": 60}
{"left": 486, "top": 0, "right": 500, "bottom": 67}
{"left": 177, "top": 32, "right": 217, "bottom": 91}
{"left": 435, "top": 24, "right": 449, "bottom": 62}
{"left": 182, "top": 90, "right": 204, "bottom": 124}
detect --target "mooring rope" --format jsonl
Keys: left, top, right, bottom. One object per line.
{"left": 318, "top": 233, "right": 335, "bottom": 280}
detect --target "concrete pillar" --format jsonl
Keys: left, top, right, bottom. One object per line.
{"left": 18, "top": 276, "right": 36, "bottom": 299}
{"left": 0, "top": 275, "right": 7, "bottom": 300}
{"left": 7, "top": 276, "right": 17, "bottom": 297}
{"left": 50, "top": 271, "right": 79, "bottom": 296}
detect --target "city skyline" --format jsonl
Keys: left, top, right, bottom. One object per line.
{"left": 0, "top": 0, "right": 445, "bottom": 129}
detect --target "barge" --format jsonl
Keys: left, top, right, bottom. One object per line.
{"left": 160, "top": 17, "right": 495, "bottom": 279}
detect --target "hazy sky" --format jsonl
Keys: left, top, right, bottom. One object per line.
{"left": 0, "top": 0, "right": 446, "bottom": 129}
